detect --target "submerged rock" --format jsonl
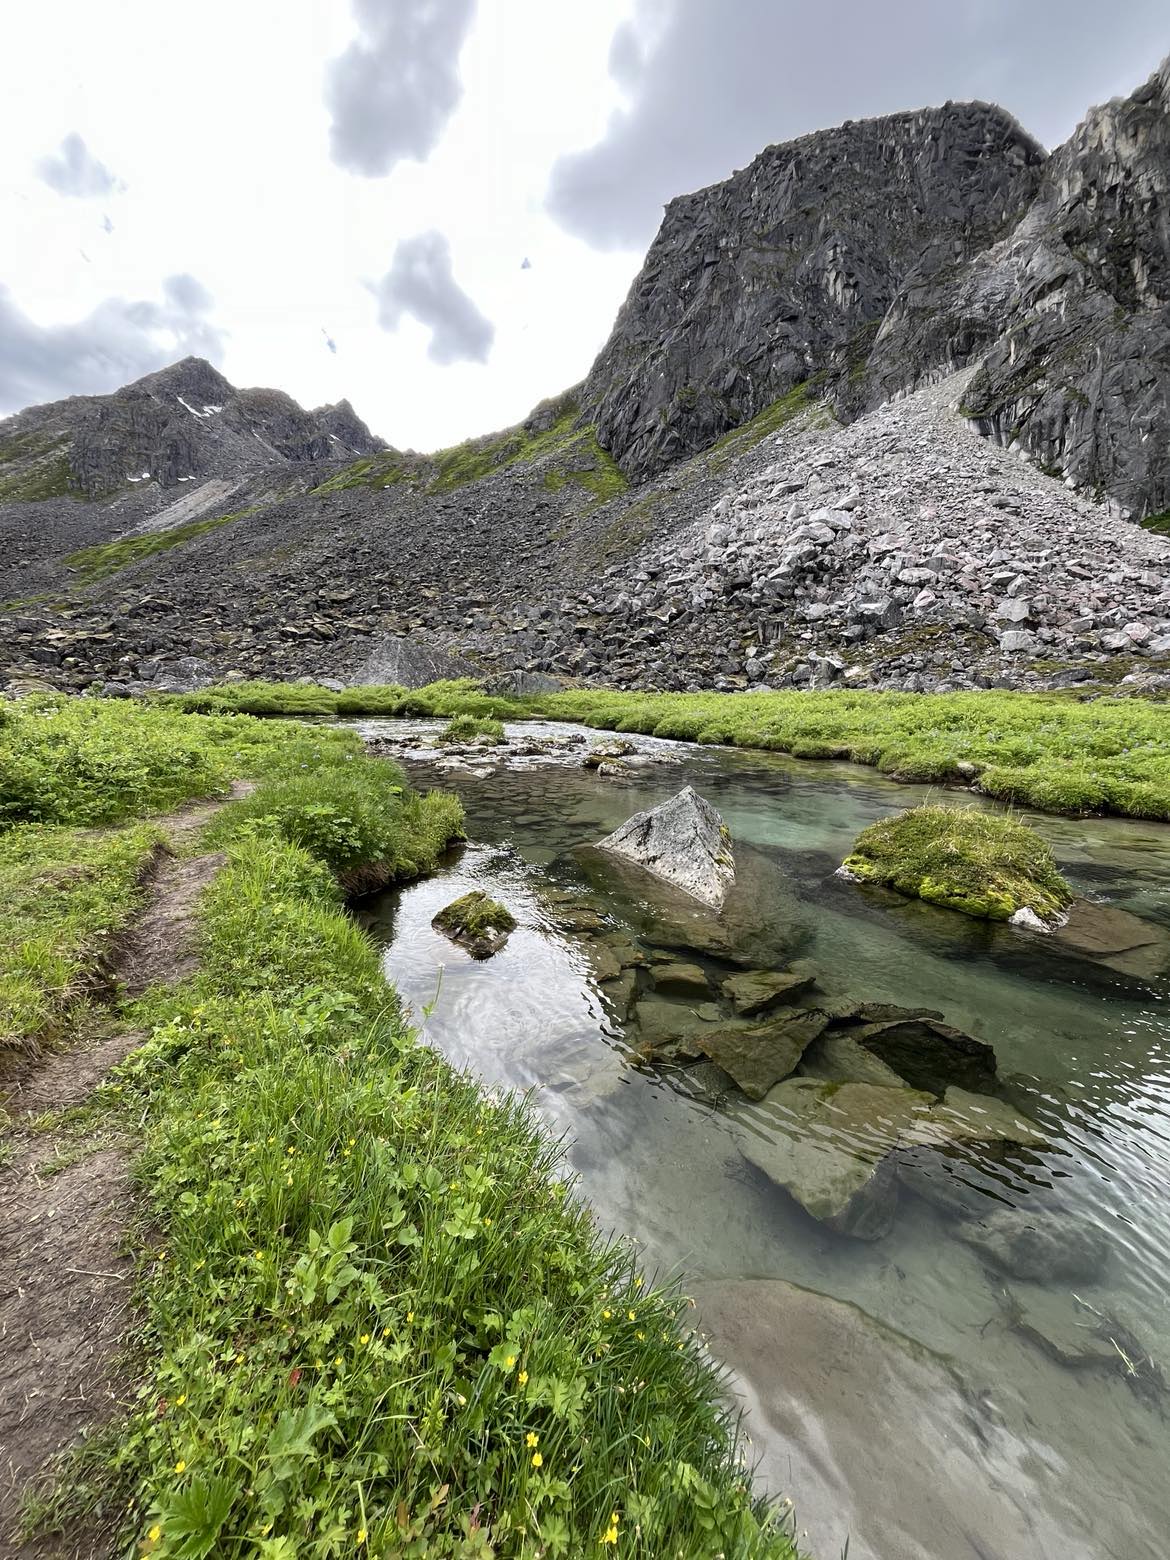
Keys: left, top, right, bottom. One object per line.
{"left": 721, "top": 965, "right": 817, "bottom": 1016}
{"left": 740, "top": 1079, "right": 935, "bottom": 1239}
{"left": 959, "top": 1207, "right": 1110, "bottom": 1284}
{"left": 908, "top": 1086, "right": 1046, "bottom": 1150}
{"left": 849, "top": 1017, "right": 998, "bottom": 1096}
{"left": 431, "top": 891, "right": 517, "bottom": 960}
{"left": 596, "top": 785, "right": 735, "bottom": 909}
{"left": 798, "top": 1030, "right": 912, "bottom": 1089}
{"left": 696, "top": 1010, "right": 828, "bottom": 1100}
{"left": 1047, "top": 899, "right": 1170, "bottom": 982}
{"left": 649, "top": 961, "right": 711, "bottom": 997}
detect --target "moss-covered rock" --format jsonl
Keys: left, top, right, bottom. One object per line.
{"left": 841, "top": 804, "right": 1073, "bottom": 924}
{"left": 438, "top": 714, "right": 505, "bottom": 746}
{"left": 432, "top": 890, "right": 517, "bottom": 958}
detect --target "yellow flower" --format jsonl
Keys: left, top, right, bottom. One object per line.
{"left": 531, "top": 1451, "right": 543, "bottom": 1468}
{"left": 348, "top": 1137, "right": 356, "bottom": 1146}
{"left": 610, "top": 1512, "right": 620, "bottom": 1525}
{"left": 286, "top": 1146, "right": 295, "bottom": 1155}
{"left": 174, "top": 1394, "right": 186, "bottom": 1406}
{"left": 357, "top": 1527, "right": 367, "bottom": 1545}
{"left": 526, "top": 1431, "right": 539, "bottom": 1447}
{"left": 382, "top": 1326, "right": 391, "bottom": 1338}
{"left": 602, "top": 1309, "right": 611, "bottom": 1320}
{"left": 360, "top": 1333, "right": 370, "bottom": 1345}
{"left": 505, "top": 1354, "right": 517, "bottom": 1369}
{"left": 601, "top": 1526, "right": 618, "bottom": 1545}
{"left": 406, "top": 1310, "right": 414, "bottom": 1323}
{"left": 636, "top": 1331, "right": 645, "bottom": 1341}
{"left": 634, "top": 1276, "right": 643, "bottom": 1288}
{"left": 518, "top": 1370, "right": 528, "bottom": 1386}
{"left": 627, "top": 1310, "right": 636, "bottom": 1322}
{"left": 483, "top": 1216, "right": 492, "bottom": 1226}
{"left": 174, "top": 1460, "right": 186, "bottom": 1474}
{"left": 334, "top": 1355, "right": 343, "bottom": 1367}
{"left": 148, "top": 1524, "right": 162, "bottom": 1543}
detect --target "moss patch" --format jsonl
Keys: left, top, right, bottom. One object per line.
{"left": 706, "top": 381, "right": 826, "bottom": 471}
{"left": 1140, "top": 510, "right": 1170, "bottom": 536}
{"left": 0, "top": 433, "right": 76, "bottom": 503}
{"left": 64, "top": 510, "right": 254, "bottom": 582}
{"left": 432, "top": 888, "right": 518, "bottom": 958}
{"left": 439, "top": 713, "right": 505, "bottom": 745}
{"left": 841, "top": 805, "right": 1074, "bottom": 923}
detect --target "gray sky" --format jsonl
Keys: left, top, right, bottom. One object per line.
{"left": 2, "top": 1, "right": 1166, "bottom": 447}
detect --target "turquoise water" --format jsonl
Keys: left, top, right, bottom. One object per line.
{"left": 355, "top": 721, "right": 1170, "bottom": 1560}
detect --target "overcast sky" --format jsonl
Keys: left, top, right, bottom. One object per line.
{"left": 2, "top": 1, "right": 1166, "bottom": 449}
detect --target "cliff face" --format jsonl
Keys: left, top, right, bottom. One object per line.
{"left": 586, "top": 60, "right": 1170, "bottom": 520}
{"left": 0, "top": 357, "right": 384, "bottom": 501}
{"left": 959, "top": 58, "right": 1170, "bottom": 518}
{"left": 583, "top": 102, "right": 1045, "bottom": 482}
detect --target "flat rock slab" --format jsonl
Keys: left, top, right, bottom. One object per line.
{"left": 959, "top": 1206, "right": 1111, "bottom": 1283}
{"left": 649, "top": 961, "right": 711, "bottom": 996}
{"left": 1050, "top": 899, "right": 1170, "bottom": 981}
{"left": 798, "top": 1030, "right": 911, "bottom": 1089}
{"left": 908, "top": 1086, "right": 1047, "bottom": 1150}
{"left": 596, "top": 784, "right": 735, "bottom": 908}
{"left": 740, "top": 1079, "right": 934, "bottom": 1238}
{"left": 697, "top": 1010, "right": 827, "bottom": 1099}
{"left": 721, "top": 966, "right": 816, "bottom": 1016}
{"left": 689, "top": 1278, "right": 1134, "bottom": 1560}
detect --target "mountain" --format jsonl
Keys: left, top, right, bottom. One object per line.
{"left": 1, "top": 62, "right": 1168, "bottom": 699}
{"left": 0, "top": 356, "right": 383, "bottom": 504}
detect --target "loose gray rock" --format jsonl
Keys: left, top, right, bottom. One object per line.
{"left": 596, "top": 785, "right": 735, "bottom": 909}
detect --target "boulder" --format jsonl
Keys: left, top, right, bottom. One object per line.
{"left": 739, "top": 1079, "right": 935, "bottom": 1238}
{"left": 431, "top": 891, "right": 517, "bottom": 960}
{"left": 721, "top": 965, "right": 817, "bottom": 1016}
{"left": 1048, "top": 899, "right": 1170, "bottom": 982}
{"left": 798, "top": 1030, "right": 911, "bottom": 1089}
{"left": 595, "top": 785, "right": 735, "bottom": 909}
{"left": 631, "top": 998, "right": 727, "bottom": 1062}
{"left": 696, "top": 1010, "right": 828, "bottom": 1099}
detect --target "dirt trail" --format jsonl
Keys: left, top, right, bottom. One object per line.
{"left": 0, "top": 783, "right": 249, "bottom": 1558}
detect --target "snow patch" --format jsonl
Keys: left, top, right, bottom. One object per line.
{"left": 177, "top": 475, "right": 194, "bottom": 482}
{"left": 127, "top": 471, "right": 151, "bottom": 482}
{"left": 177, "top": 395, "right": 212, "bottom": 419}
{"left": 202, "top": 404, "right": 223, "bottom": 415}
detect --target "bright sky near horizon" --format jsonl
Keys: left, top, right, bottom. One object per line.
{"left": 2, "top": 1, "right": 1167, "bottom": 451}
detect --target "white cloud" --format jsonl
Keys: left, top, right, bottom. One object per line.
{"left": 36, "top": 132, "right": 122, "bottom": 198}
{"left": 371, "top": 231, "right": 493, "bottom": 364}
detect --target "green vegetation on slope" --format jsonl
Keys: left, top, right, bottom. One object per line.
{"left": 165, "top": 680, "right": 1170, "bottom": 823}
{"left": 706, "top": 381, "right": 826, "bottom": 471}
{"left": 0, "top": 821, "right": 160, "bottom": 1051}
{"left": 311, "top": 396, "right": 628, "bottom": 508}
{"left": 1140, "top": 510, "right": 1170, "bottom": 536}
{"left": 64, "top": 509, "right": 254, "bottom": 583}
{"left": 0, "top": 432, "right": 76, "bottom": 503}
{"left": 842, "top": 804, "right": 1075, "bottom": 922}
{"left": 3, "top": 699, "right": 794, "bottom": 1557}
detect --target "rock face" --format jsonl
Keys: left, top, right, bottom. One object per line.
{"left": 596, "top": 786, "right": 735, "bottom": 908}
{"left": 583, "top": 103, "right": 1044, "bottom": 483}
{"left": 585, "top": 58, "right": 1170, "bottom": 521}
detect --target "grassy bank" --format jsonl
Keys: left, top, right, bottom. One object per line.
{"left": 169, "top": 679, "right": 1170, "bottom": 822}
{"left": 2, "top": 697, "right": 795, "bottom": 1557}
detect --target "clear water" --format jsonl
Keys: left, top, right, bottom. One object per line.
{"left": 354, "top": 721, "right": 1170, "bottom": 1560}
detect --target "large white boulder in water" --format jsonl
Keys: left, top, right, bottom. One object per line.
{"left": 596, "top": 785, "right": 735, "bottom": 908}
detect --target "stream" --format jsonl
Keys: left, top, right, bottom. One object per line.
{"left": 352, "top": 719, "right": 1170, "bottom": 1560}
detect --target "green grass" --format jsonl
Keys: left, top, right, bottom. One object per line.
{"left": 439, "top": 714, "right": 506, "bottom": 745}
{"left": 0, "top": 822, "right": 161, "bottom": 1050}
{"left": 202, "top": 754, "right": 465, "bottom": 894}
{"left": 309, "top": 454, "right": 422, "bottom": 497}
{"left": 1140, "top": 510, "right": 1170, "bottom": 536}
{"left": 160, "top": 681, "right": 1170, "bottom": 824}
{"left": 842, "top": 804, "right": 1075, "bottom": 922}
{"left": 64, "top": 510, "right": 254, "bottom": 583}
{"left": 434, "top": 889, "right": 517, "bottom": 943}
{"left": 10, "top": 717, "right": 796, "bottom": 1558}
{"left": 0, "top": 692, "right": 366, "bottom": 829}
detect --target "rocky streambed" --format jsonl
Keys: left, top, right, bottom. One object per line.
{"left": 354, "top": 719, "right": 1170, "bottom": 1560}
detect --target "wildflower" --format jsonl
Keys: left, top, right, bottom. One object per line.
{"left": 357, "top": 1528, "right": 367, "bottom": 1546}
{"left": 636, "top": 1331, "right": 645, "bottom": 1341}
{"left": 360, "top": 1334, "right": 370, "bottom": 1346}
{"left": 634, "top": 1276, "right": 643, "bottom": 1288}
{"left": 602, "top": 1309, "right": 611, "bottom": 1320}
{"left": 406, "top": 1310, "right": 414, "bottom": 1323}
{"left": 518, "top": 1370, "right": 528, "bottom": 1386}
{"left": 526, "top": 1432, "right": 539, "bottom": 1447}
{"left": 531, "top": 1451, "right": 543, "bottom": 1468}
{"left": 148, "top": 1524, "right": 162, "bottom": 1543}
{"left": 174, "top": 1460, "right": 186, "bottom": 1474}
{"left": 382, "top": 1326, "right": 391, "bottom": 1338}
{"left": 627, "top": 1311, "right": 636, "bottom": 1322}
{"left": 334, "top": 1355, "right": 343, "bottom": 1367}
{"left": 483, "top": 1216, "right": 492, "bottom": 1226}
{"left": 175, "top": 1394, "right": 186, "bottom": 1406}
{"left": 601, "top": 1524, "right": 619, "bottom": 1545}
{"left": 505, "top": 1354, "right": 517, "bottom": 1369}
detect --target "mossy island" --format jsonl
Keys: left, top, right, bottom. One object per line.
{"left": 840, "top": 804, "right": 1074, "bottom": 925}
{"left": 439, "top": 713, "right": 506, "bottom": 746}
{"left": 433, "top": 889, "right": 518, "bottom": 958}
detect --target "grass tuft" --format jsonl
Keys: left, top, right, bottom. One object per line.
{"left": 841, "top": 804, "right": 1075, "bottom": 922}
